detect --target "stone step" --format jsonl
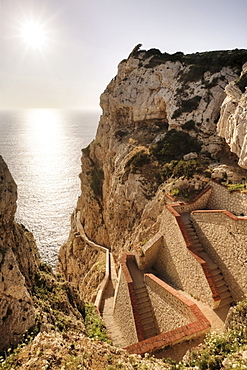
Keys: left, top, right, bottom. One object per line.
{"left": 192, "top": 246, "right": 204, "bottom": 252}
{"left": 187, "top": 230, "right": 197, "bottom": 235}
{"left": 205, "top": 261, "right": 218, "bottom": 270}
{"left": 219, "top": 296, "right": 234, "bottom": 307}
{"left": 210, "top": 268, "right": 222, "bottom": 276}
{"left": 189, "top": 236, "right": 199, "bottom": 241}
{"left": 135, "top": 286, "right": 146, "bottom": 291}
{"left": 144, "top": 329, "right": 157, "bottom": 338}
{"left": 135, "top": 288, "right": 147, "bottom": 294}
{"left": 138, "top": 305, "right": 152, "bottom": 315}
{"left": 141, "top": 316, "right": 155, "bottom": 326}
{"left": 217, "top": 284, "right": 229, "bottom": 293}
{"left": 136, "top": 300, "right": 149, "bottom": 308}
{"left": 139, "top": 308, "right": 153, "bottom": 318}
{"left": 210, "top": 264, "right": 221, "bottom": 270}
{"left": 143, "top": 323, "right": 157, "bottom": 333}
{"left": 185, "top": 224, "right": 194, "bottom": 229}
{"left": 135, "top": 292, "right": 149, "bottom": 300}
{"left": 136, "top": 297, "right": 150, "bottom": 306}
{"left": 191, "top": 240, "right": 201, "bottom": 245}
{"left": 215, "top": 278, "right": 226, "bottom": 287}
{"left": 213, "top": 274, "right": 224, "bottom": 282}
{"left": 191, "top": 243, "right": 203, "bottom": 249}
{"left": 220, "top": 290, "right": 232, "bottom": 299}
{"left": 189, "top": 235, "right": 199, "bottom": 240}
{"left": 183, "top": 221, "right": 193, "bottom": 225}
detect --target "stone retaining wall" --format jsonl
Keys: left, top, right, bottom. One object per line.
{"left": 145, "top": 274, "right": 196, "bottom": 333}
{"left": 191, "top": 210, "right": 247, "bottom": 301}
{"left": 169, "top": 185, "right": 212, "bottom": 214}
{"left": 157, "top": 207, "right": 215, "bottom": 307}
{"left": 126, "top": 273, "right": 210, "bottom": 356}
{"left": 207, "top": 181, "right": 247, "bottom": 215}
{"left": 135, "top": 232, "right": 163, "bottom": 270}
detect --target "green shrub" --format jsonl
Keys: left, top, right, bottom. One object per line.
{"left": 90, "top": 167, "right": 104, "bottom": 198}
{"left": 227, "top": 183, "right": 247, "bottom": 192}
{"left": 172, "top": 159, "right": 204, "bottom": 178}
{"left": 160, "top": 160, "right": 178, "bottom": 181}
{"left": 180, "top": 49, "right": 247, "bottom": 83}
{"left": 160, "top": 159, "right": 204, "bottom": 181}
{"left": 125, "top": 150, "right": 150, "bottom": 173}
{"left": 180, "top": 96, "right": 201, "bottom": 112}
{"left": 182, "top": 120, "right": 196, "bottom": 130}
{"left": 171, "top": 108, "right": 182, "bottom": 119}
{"left": 172, "top": 97, "right": 201, "bottom": 119}
{"left": 150, "top": 129, "right": 201, "bottom": 163}
{"left": 142, "top": 49, "right": 247, "bottom": 79}
{"left": 84, "top": 303, "right": 111, "bottom": 343}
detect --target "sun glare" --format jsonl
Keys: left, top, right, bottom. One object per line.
{"left": 21, "top": 21, "right": 47, "bottom": 50}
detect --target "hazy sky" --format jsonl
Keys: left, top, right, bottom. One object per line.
{"left": 0, "top": 0, "right": 247, "bottom": 109}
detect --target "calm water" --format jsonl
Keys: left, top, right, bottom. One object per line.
{"left": 0, "top": 109, "right": 99, "bottom": 267}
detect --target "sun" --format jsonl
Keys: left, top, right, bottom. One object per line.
{"left": 21, "top": 20, "right": 47, "bottom": 50}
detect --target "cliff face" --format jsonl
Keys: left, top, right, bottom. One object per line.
{"left": 58, "top": 48, "right": 247, "bottom": 294}
{"left": 0, "top": 156, "right": 86, "bottom": 351}
{"left": 217, "top": 62, "right": 247, "bottom": 168}
{"left": 0, "top": 156, "right": 39, "bottom": 350}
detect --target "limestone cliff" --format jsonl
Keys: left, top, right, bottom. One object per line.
{"left": 0, "top": 156, "right": 85, "bottom": 351}
{"left": 58, "top": 47, "right": 247, "bottom": 297}
{"left": 217, "top": 62, "right": 247, "bottom": 168}
{"left": 0, "top": 155, "right": 38, "bottom": 349}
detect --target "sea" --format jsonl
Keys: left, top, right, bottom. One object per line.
{"left": 0, "top": 109, "right": 99, "bottom": 268}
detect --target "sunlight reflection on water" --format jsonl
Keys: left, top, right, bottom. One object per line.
{"left": 0, "top": 109, "right": 99, "bottom": 267}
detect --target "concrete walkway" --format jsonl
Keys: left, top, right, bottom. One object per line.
{"left": 180, "top": 290, "right": 229, "bottom": 333}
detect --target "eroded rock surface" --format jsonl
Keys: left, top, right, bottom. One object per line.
{"left": 0, "top": 156, "right": 39, "bottom": 350}
{"left": 217, "top": 62, "right": 247, "bottom": 168}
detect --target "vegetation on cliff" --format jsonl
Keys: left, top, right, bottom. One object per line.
{"left": 1, "top": 298, "right": 247, "bottom": 369}
{"left": 124, "top": 128, "right": 209, "bottom": 201}
{"left": 134, "top": 47, "right": 247, "bottom": 77}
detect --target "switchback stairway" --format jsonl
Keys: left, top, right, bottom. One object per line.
{"left": 127, "top": 257, "right": 159, "bottom": 340}
{"left": 181, "top": 212, "right": 233, "bottom": 309}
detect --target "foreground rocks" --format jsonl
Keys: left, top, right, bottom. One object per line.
{"left": 1, "top": 331, "right": 170, "bottom": 370}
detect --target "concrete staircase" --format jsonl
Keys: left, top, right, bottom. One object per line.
{"left": 127, "top": 257, "right": 158, "bottom": 340}
{"left": 134, "top": 285, "right": 158, "bottom": 339}
{"left": 182, "top": 214, "right": 233, "bottom": 308}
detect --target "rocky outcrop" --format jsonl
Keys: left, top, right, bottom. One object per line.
{"left": 0, "top": 156, "right": 86, "bottom": 351}
{"left": 217, "top": 62, "right": 247, "bottom": 168}
{"left": 0, "top": 156, "right": 39, "bottom": 350}
{"left": 58, "top": 48, "right": 247, "bottom": 298}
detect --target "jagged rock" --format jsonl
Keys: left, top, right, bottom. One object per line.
{"left": 217, "top": 64, "right": 247, "bottom": 168}
{"left": 183, "top": 152, "right": 198, "bottom": 161}
{"left": 224, "top": 81, "right": 242, "bottom": 100}
{"left": 0, "top": 248, "right": 35, "bottom": 349}
{"left": 0, "top": 156, "right": 37, "bottom": 350}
